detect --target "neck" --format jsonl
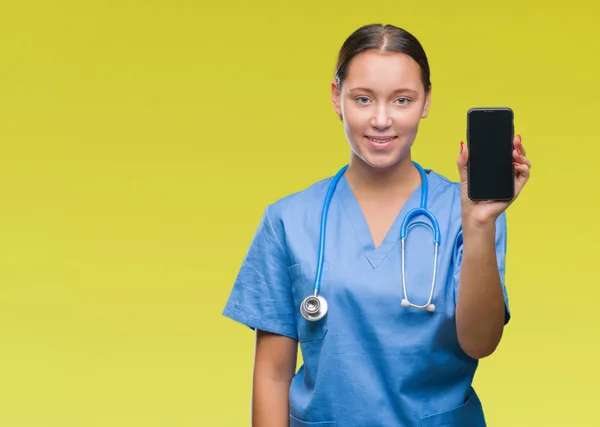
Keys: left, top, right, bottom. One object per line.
{"left": 345, "top": 154, "right": 421, "bottom": 198}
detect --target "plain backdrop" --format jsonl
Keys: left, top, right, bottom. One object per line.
{"left": 0, "top": 0, "right": 598, "bottom": 425}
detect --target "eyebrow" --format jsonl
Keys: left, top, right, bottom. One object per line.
{"left": 347, "top": 87, "right": 419, "bottom": 96}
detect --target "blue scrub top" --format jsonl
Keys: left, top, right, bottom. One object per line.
{"left": 223, "top": 167, "right": 510, "bottom": 427}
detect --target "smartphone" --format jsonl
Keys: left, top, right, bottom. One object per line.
{"left": 467, "top": 107, "right": 515, "bottom": 201}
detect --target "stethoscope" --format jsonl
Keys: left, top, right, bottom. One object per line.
{"left": 300, "top": 161, "right": 441, "bottom": 322}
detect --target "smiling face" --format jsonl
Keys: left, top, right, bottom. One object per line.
{"left": 332, "top": 49, "right": 431, "bottom": 172}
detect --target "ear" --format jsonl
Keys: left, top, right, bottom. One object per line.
{"left": 331, "top": 79, "right": 342, "bottom": 117}
{"left": 421, "top": 86, "right": 432, "bottom": 119}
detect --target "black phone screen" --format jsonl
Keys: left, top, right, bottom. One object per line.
{"left": 467, "top": 108, "right": 514, "bottom": 201}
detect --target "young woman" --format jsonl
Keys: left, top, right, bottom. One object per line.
{"left": 223, "top": 23, "right": 531, "bottom": 427}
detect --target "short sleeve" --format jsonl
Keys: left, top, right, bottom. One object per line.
{"left": 452, "top": 212, "right": 510, "bottom": 324}
{"left": 222, "top": 205, "right": 298, "bottom": 340}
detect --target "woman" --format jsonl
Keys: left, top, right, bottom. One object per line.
{"left": 222, "top": 23, "right": 531, "bottom": 427}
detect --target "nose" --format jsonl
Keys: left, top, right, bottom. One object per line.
{"left": 370, "top": 104, "right": 392, "bottom": 130}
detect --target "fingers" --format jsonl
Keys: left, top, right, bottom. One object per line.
{"left": 513, "top": 148, "right": 531, "bottom": 168}
{"left": 514, "top": 134, "right": 526, "bottom": 156}
{"left": 512, "top": 133, "right": 531, "bottom": 185}
{"left": 513, "top": 134, "right": 531, "bottom": 169}
{"left": 513, "top": 135, "right": 527, "bottom": 157}
{"left": 457, "top": 141, "right": 468, "bottom": 182}
{"left": 513, "top": 161, "right": 530, "bottom": 179}
{"left": 458, "top": 141, "right": 468, "bottom": 164}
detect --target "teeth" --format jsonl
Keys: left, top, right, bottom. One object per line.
{"left": 368, "top": 137, "right": 395, "bottom": 143}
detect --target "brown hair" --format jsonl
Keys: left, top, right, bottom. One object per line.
{"left": 334, "top": 24, "right": 431, "bottom": 93}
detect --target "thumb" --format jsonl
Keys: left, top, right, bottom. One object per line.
{"left": 457, "top": 141, "right": 468, "bottom": 184}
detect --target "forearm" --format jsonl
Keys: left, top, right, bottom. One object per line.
{"left": 252, "top": 374, "right": 292, "bottom": 427}
{"left": 455, "top": 218, "right": 506, "bottom": 359}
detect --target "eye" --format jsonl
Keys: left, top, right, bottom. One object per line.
{"left": 354, "top": 96, "right": 372, "bottom": 105}
{"left": 395, "top": 97, "right": 411, "bottom": 105}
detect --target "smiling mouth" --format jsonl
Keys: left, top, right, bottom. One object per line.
{"left": 366, "top": 136, "right": 397, "bottom": 143}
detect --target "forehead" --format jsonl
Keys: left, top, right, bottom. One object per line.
{"left": 344, "top": 50, "right": 423, "bottom": 92}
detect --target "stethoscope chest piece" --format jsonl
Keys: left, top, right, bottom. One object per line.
{"left": 300, "top": 295, "right": 328, "bottom": 322}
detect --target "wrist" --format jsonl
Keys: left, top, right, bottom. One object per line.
{"left": 461, "top": 214, "right": 497, "bottom": 237}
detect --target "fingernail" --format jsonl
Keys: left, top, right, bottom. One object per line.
{"left": 516, "top": 147, "right": 521, "bottom": 155}
{"left": 460, "top": 141, "right": 464, "bottom": 154}
{"left": 517, "top": 134, "right": 522, "bottom": 141}
{"left": 513, "top": 162, "right": 519, "bottom": 166}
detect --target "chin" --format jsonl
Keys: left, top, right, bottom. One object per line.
{"left": 359, "top": 153, "right": 405, "bottom": 170}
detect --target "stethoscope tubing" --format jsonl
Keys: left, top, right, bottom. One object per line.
{"left": 301, "top": 162, "right": 440, "bottom": 321}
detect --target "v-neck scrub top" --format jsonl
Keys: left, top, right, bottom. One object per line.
{"left": 223, "top": 168, "right": 510, "bottom": 427}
